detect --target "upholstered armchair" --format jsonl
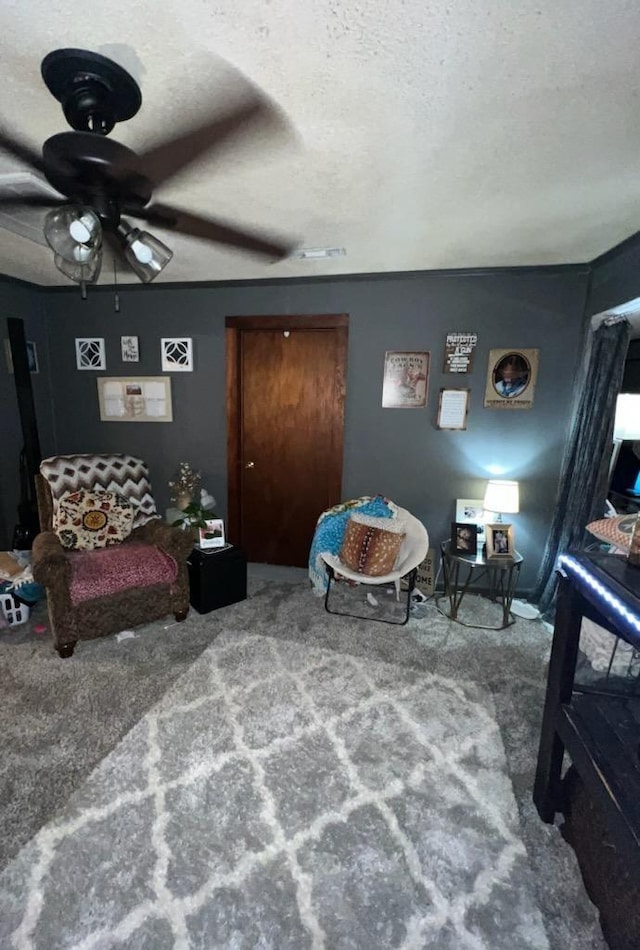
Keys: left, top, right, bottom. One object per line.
{"left": 32, "top": 453, "right": 193, "bottom": 657}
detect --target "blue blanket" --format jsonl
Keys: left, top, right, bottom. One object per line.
{"left": 308, "top": 495, "right": 394, "bottom": 594}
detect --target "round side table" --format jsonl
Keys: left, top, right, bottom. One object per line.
{"left": 439, "top": 539, "right": 524, "bottom": 629}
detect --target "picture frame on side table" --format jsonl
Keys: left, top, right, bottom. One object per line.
{"left": 451, "top": 522, "right": 478, "bottom": 556}
{"left": 485, "top": 523, "right": 515, "bottom": 558}
{"left": 455, "top": 498, "right": 486, "bottom": 543}
{"left": 198, "top": 518, "right": 226, "bottom": 549}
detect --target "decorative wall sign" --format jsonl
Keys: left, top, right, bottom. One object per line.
{"left": 4, "top": 339, "right": 38, "bottom": 374}
{"left": 382, "top": 351, "right": 429, "bottom": 408}
{"left": 484, "top": 348, "right": 539, "bottom": 410}
{"left": 443, "top": 332, "right": 477, "bottom": 373}
{"left": 97, "top": 376, "right": 173, "bottom": 422}
{"left": 161, "top": 338, "right": 193, "bottom": 372}
{"left": 121, "top": 335, "right": 139, "bottom": 362}
{"left": 436, "top": 388, "right": 469, "bottom": 429}
{"left": 414, "top": 548, "right": 436, "bottom": 595}
{"left": 76, "top": 338, "right": 106, "bottom": 371}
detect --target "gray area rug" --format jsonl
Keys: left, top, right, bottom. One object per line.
{"left": 0, "top": 567, "right": 607, "bottom": 949}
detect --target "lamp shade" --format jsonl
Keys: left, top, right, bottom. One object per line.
{"left": 44, "top": 206, "right": 102, "bottom": 263}
{"left": 120, "top": 226, "right": 173, "bottom": 283}
{"left": 613, "top": 394, "right": 640, "bottom": 441}
{"left": 484, "top": 479, "right": 520, "bottom": 515}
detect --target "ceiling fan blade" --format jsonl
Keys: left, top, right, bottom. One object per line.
{"left": 0, "top": 195, "right": 63, "bottom": 208}
{"left": 118, "top": 90, "right": 283, "bottom": 189}
{"left": 127, "top": 202, "right": 295, "bottom": 259}
{"left": 0, "top": 127, "right": 46, "bottom": 174}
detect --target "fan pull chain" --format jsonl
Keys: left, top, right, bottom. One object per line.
{"left": 113, "top": 253, "right": 120, "bottom": 313}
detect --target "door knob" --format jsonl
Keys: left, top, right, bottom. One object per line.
{"left": 244, "top": 461, "right": 255, "bottom": 469}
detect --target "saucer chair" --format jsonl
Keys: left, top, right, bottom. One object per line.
{"left": 320, "top": 506, "right": 429, "bottom": 625}
{"left": 32, "top": 453, "right": 194, "bottom": 657}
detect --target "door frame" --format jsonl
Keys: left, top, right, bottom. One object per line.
{"left": 225, "top": 314, "right": 349, "bottom": 549}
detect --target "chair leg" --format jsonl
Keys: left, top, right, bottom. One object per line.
{"left": 57, "top": 641, "right": 76, "bottom": 658}
{"left": 324, "top": 563, "right": 416, "bottom": 626}
{"left": 174, "top": 610, "right": 188, "bottom": 622}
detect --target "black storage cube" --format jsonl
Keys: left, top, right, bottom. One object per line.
{"left": 187, "top": 545, "right": 247, "bottom": 614}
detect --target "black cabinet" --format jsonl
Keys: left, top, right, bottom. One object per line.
{"left": 187, "top": 545, "right": 247, "bottom": 614}
{"left": 533, "top": 551, "right": 640, "bottom": 882}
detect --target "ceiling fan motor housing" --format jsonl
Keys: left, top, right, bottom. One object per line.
{"left": 41, "top": 49, "right": 142, "bottom": 136}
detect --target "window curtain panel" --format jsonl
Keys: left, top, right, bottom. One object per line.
{"left": 532, "top": 316, "right": 631, "bottom": 617}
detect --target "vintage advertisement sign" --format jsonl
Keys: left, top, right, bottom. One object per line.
{"left": 484, "top": 348, "right": 539, "bottom": 410}
{"left": 382, "top": 351, "right": 430, "bottom": 408}
{"left": 443, "top": 331, "right": 478, "bottom": 374}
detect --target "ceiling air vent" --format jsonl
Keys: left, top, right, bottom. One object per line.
{"left": 0, "top": 173, "right": 62, "bottom": 247}
{"left": 294, "top": 246, "right": 346, "bottom": 260}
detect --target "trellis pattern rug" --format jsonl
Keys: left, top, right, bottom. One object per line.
{"left": 0, "top": 628, "right": 548, "bottom": 949}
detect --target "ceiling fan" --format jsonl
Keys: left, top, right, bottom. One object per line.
{"left": 0, "top": 48, "right": 296, "bottom": 286}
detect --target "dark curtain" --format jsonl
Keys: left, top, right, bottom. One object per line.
{"left": 532, "top": 317, "right": 631, "bottom": 616}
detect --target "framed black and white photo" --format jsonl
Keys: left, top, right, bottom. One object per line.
{"left": 451, "top": 522, "right": 478, "bottom": 556}
{"left": 485, "top": 523, "right": 515, "bottom": 558}
{"left": 455, "top": 498, "right": 486, "bottom": 543}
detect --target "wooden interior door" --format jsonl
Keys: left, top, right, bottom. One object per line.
{"left": 227, "top": 315, "right": 348, "bottom": 566}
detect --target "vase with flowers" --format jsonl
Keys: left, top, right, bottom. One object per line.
{"left": 168, "top": 461, "right": 201, "bottom": 511}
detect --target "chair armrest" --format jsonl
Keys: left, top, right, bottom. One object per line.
{"left": 32, "top": 531, "right": 71, "bottom": 586}
{"left": 131, "top": 520, "right": 194, "bottom": 560}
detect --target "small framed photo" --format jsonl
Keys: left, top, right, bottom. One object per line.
{"left": 455, "top": 498, "right": 486, "bottom": 543}
{"left": 452, "top": 522, "right": 478, "bottom": 556}
{"left": 198, "top": 518, "right": 226, "bottom": 549}
{"left": 485, "top": 523, "right": 515, "bottom": 558}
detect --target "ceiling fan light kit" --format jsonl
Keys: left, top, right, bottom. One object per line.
{"left": 44, "top": 205, "right": 102, "bottom": 263}
{"left": 118, "top": 223, "right": 173, "bottom": 283}
{"left": 0, "top": 47, "right": 296, "bottom": 290}
{"left": 54, "top": 251, "right": 102, "bottom": 284}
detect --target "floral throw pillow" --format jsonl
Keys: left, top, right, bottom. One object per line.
{"left": 339, "top": 513, "right": 406, "bottom": 575}
{"left": 53, "top": 490, "right": 134, "bottom": 551}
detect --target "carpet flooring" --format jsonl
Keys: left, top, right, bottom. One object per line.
{"left": 0, "top": 566, "right": 607, "bottom": 949}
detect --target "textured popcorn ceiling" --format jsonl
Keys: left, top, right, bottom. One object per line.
{"left": 0, "top": 0, "right": 639, "bottom": 285}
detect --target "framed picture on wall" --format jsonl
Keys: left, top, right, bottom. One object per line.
{"left": 382, "top": 351, "right": 429, "bottom": 408}
{"left": 4, "top": 339, "right": 39, "bottom": 374}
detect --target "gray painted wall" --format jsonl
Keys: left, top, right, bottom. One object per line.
{"left": 0, "top": 278, "right": 56, "bottom": 549}
{"left": 40, "top": 266, "right": 590, "bottom": 591}
{"left": 588, "top": 236, "right": 640, "bottom": 317}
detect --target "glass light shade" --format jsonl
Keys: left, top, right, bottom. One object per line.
{"left": 54, "top": 251, "right": 102, "bottom": 284}
{"left": 44, "top": 206, "right": 102, "bottom": 263}
{"left": 484, "top": 479, "right": 520, "bottom": 515}
{"left": 613, "top": 394, "right": 640, "bottom": 441}
{"left": 122, "top": 227, "right": 173, "bottom": 283}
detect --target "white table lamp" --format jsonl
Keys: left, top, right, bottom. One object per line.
{"left": 483, "top": 479, "right": 520, "bottom": 522}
